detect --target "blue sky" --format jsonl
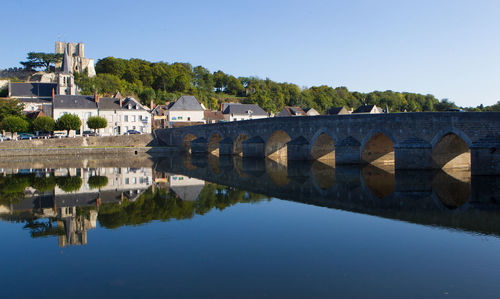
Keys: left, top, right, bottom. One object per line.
{"left": 1, "top": 0, "right": 499, "bottom": 106}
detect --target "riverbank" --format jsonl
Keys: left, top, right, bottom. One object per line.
{"left": 0, "top": 134, "right": 178, "bottom": 157}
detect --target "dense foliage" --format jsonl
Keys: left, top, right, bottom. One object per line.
{"left": 1, "top": 116, "right": 29, "bottom": 137}
{"left": 86, "top": 116, "right": 107, "bottom": 133}
{"left": 20, "top": 52, "right": 63, "bottom": 71}
{"left": 71, "top": 56, "right": 500, "bottom": 113}
{"left": 55, "top": 114, "right": 81, "bottom": 134}
{"left": 32, "top": 116, "right": 55, "bottom": 133}
{"left": 0, "top": 99, "right": 24, "bottom": 122}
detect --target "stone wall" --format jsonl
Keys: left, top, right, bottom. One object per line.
{"left": 0, "top": 134, "right": 155, "bottom": 149}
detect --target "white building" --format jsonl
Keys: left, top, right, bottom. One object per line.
{"left": 222, "top": 103, "right": 268, "bottom": 121}
{"left": 52, "top": 95, "right": 98, "bottom": 136}
{"left": 98, "top": 97, "right": 151, "bottom": 135}
{"left": 166, "top": 96, "right": 205, "bottom": 127}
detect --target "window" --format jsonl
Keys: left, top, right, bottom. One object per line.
{"left": 131, "top": 115, "right": 136, "bottom": 122}
{"left": 188, "top": 117, "right": 191, "bottom": 121}
{"left": 125, "top": 178, "right": 130, "bottom": 185}
{"left": 178, "top": 116, "right": 183, "bottom": 120}
{"left": 124, "top": 115, "right": 128, "bottom": 122}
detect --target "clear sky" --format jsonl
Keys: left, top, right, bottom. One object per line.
{"left": 1, "top": 0, "right": 499, "bottom": 106}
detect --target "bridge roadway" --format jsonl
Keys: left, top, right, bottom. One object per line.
{"left": 155, "top": 112, "right": 500, "bottom": 175}
{"left": 153, "top": 154, "right": 500, "bottom": 237}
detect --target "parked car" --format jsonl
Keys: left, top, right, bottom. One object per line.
{"left": 82, "top": 130, "right": 98, "bottom": 137}
{"left": 0, "top": 135, "right": 12, "bottom": 141}
{"left": 19, "top": 133, "right": 36, "bottom": 140}
{"left": 126, "top": 130, "right": 142, "bottom": 135}
{"left": 52, "top": 132, "right": 67, "bottom": 138}
{"left": 37, "top": 133, "right": 51, "bottom": 139}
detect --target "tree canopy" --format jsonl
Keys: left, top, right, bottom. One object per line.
{"left": 1, "top": 116, "right": 28, "bottom": 137}
{"left": 55, "top": 114, "right": 81, "bottom": 134}
{"left": 32, "top": 116, "right": 55, "bottom": 133}
{"left": 70, "top": 56, "right": 498, "bottom": 113}
{"left": 20, "top": 52, "right": 63, "bottom": 71}
{"left": 87, "top": 116, "right": 107, "bottom": 133}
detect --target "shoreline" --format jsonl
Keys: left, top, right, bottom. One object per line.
{"left": 0, "top": 146, "right": 178, "bottom": 157}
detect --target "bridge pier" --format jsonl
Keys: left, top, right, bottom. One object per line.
{"left": 190, "top": 137, "right": 208, "bottom": 154}
{"left": 287, "top": 137, "right": 311, "bottom": 160}
{"left": 335, "top": 137, "right": 361, "bottom": 164}
{"left": 394, "top": 138, "right": 433, "bottom": 170}
{"left": 219, "top": 137, "right": 234, "bottom": 155}
{"left": 242, "top": 136, "right": 265, "bottom": 158}
{"left": 470, "top": 135, "right": 500, "bottom": 175}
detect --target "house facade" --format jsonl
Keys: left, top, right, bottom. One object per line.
{"left": 98, "top": 97, "right": 151, "bottom": 135}
{"left": 352, "top": 104, "right": 384, "bottom": 114}
{"left": 222, "top": 103, "right": 268, "bottom": 121}
{"left": 53, "top": 95, "right": 151, "bottom": 136}
{"left": 166, "top": 96, "right": 205, "bottom": 127}
{"left": 52, "top": 95, "right": 98, "bottom": 136}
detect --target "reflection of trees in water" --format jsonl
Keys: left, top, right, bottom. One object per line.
{"left": 88, "top": 176, "right": 109, "bottom": 189}
{"left": 361, "top": 165, "right": 395, "bottom": 199}
{"left": 56, "top": 176, "right": 83, "bottom": 193}
{"left": 432, "top": 170, "right": 471, "bottom": 209}
{"left": 97, "top": 184, "right": 269, "bottom": 229}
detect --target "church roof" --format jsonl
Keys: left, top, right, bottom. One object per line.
{"left": 61, "top": 47, "right": 71, "bottom": 74}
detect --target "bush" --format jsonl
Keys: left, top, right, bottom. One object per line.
{"left": 55, "top": 114, "right": 81, "bottom": 135}
{"left": 87, "top": 116, "right": 107, "bottom": 133}
{"left": 33, "top": 116, "right": 55, "bottom": 133}
{"left": 1, "top": 116, "right": 29, "bottom": 137}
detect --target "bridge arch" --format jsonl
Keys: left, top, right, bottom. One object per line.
{"left": 431, "top": 129, "right": 471, "bottom": 169}
{"left": 310, "top": 129, "right": 337, "bottom": 164}
{"left": 266, "top": 130, "right": 292, "bottom": 160}
{"left": 182, "top": 133, "right": 198, "bottom": 153}
{"left": 208, "top": 131, "right": 224, "bottom": 155}
{"left": 361, "top": 130, "right": 396, "bottom": 166}
{"left": 234, "top": 133, "right": 250, "bottom": 155}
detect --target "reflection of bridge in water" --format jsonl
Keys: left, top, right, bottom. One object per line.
{"left": 154, "top": 154, "right": 500, "bottom": 236}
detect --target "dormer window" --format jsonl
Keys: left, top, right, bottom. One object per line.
{"left": 128, "top": 104, "right": 131, "bottom": 110}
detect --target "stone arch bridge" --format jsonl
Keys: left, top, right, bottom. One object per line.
{"left": 155, "top": 112, "right": 500, "bottom": 175}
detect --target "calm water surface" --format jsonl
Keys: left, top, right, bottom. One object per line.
{"left": 1, "top": 154, "right": 500, "bottom": 298}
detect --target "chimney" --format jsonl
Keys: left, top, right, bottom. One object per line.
{"left": 220, "top": 102, "right": 223, "bottom": 111}
{"left": 150, "top": 99, "right": 155, "bottom": 110}
{"left": 119, "top": 97, "right": 123, "bottom": 107}
{"left": 52, "top": 88, "right": 55, "bottom": 100}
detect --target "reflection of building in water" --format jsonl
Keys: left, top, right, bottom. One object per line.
{"left": 153, "top": 172, "right": 205, "bottom": 201}
{"left": 0, "top": 167, "right": 153, "bottom": 247}
{"left": 168, "top": 174, "right": 205, "bottom": 201}
{"left": 57, "top": 210, "right": 98, "bottom": 247}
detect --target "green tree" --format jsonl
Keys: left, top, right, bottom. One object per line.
{"left": 56, "top": 114, "right": 82, "bottom": 135}
{"left": 20, "top": 52, "right": 63, "bottom": 71}
{"left": 1, "top": 116, "right": 28, "bottom": 138}
{"left": 86, "top": 116, "right": 107, "bottom": 134}
{"left": 32, "top": 116, "right": 55, "bottom": 133}
{"left": 0, "top": 99, "right": 24, "bottom": 122}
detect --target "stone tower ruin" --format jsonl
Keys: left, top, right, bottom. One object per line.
{"left": 55, "top": 41, "right": 96, "bottom": 77}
